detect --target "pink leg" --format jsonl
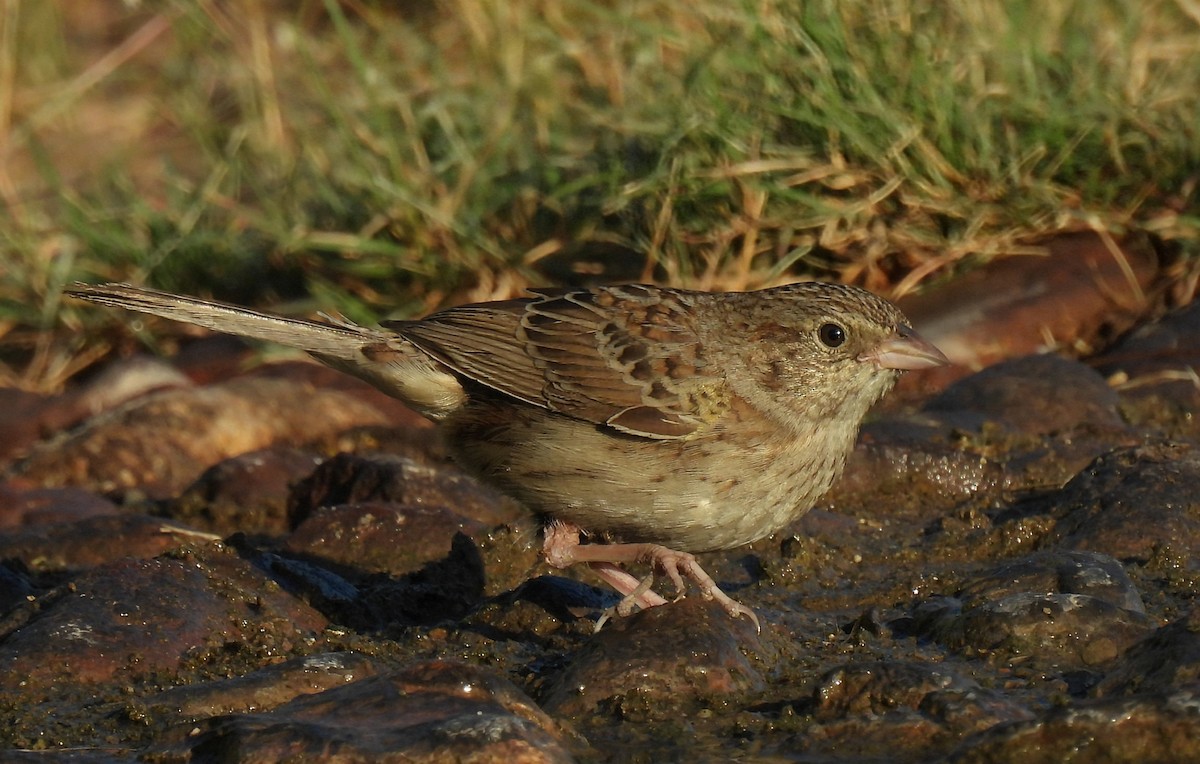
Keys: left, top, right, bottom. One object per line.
{"left": 542, "top": 521, "right": 759, "bottom": 631}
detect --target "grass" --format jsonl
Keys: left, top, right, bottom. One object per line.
{"left": 1, "top": 0, "right": 1198, "bottom": 389}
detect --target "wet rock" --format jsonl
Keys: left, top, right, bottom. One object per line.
{"left": 913, "top": 550, "right": 1154, "bottom": 669}
{"left": 802, "top": 661, "right": 1033, "bottom": 759}
{"left": 828, "top": 416, "right": 1003, "bottom": 522}
{"left": 6, "top": 377, "right": 404, "bottom": 499}
{"left": 284, "top": 500, "right": 487, "bottom": 577}
{"left": 134, "top": 651, "right": 382, "bottom": 721}
{"left": 1092, "top": 608, "right": 1200, "bottom": 697}
{"left": 0, "top": 544, "right": 326, "bottom": 690}
{"left": 259, "top": 527, "right": 488, "bottom": 629}
{"left": 466, "top": 575, "right": 617, "bottom": 638}
{"left": 288, "top": 452, "right": 523, "bottom": 529}
{"left": 0, "top": 513, "right": 218, "bottom": 571}
{"left": 923, "top": 354, "right": 1123, "bottom": 435}
{"left": 144, "top": 660, "right": 579, "bottom": 763}
{"left": 915, "top": 594, "right": 1152, "bottom": 670}
{"left": 347, "top": 532, "right": 487, "bottom": 628}
{"left": 540, "top": 597, "right": 766, "bottom": 720}
{"left": 1095, "top": 299, "right": 1200, "bottom": 378}
{"left": 957, "top": 550, "right": 1145, "bottom": 614}
{"left": 1048, "top": 442, "right": 1200, "bottom": 559}
{"left": 1096, "top": 300, "right": 1200, "bottom": 441}
{"left": 168, "top": 447, "right": 324, "bottom": 536}
{"left": 946, "top": 688, "right": 1200, "bottom": 763}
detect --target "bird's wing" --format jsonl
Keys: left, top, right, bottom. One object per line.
{"left": 386, "top": 285, "right": 727, "bottom": 439}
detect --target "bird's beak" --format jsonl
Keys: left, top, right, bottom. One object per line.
{"left": 860, "top": 325, "right": 950, "bottom": 370}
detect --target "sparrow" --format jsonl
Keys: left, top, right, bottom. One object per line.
{"left": 67, "top": 281, "right": 949, "bottom": 630}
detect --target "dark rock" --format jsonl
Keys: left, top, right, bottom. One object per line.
{"left": 946, "top": 688, "right": 1200, "bottom": 763}
{"left": 1048, "top": 442, "right": 1200, "bottom": 559}
{"left": 540, "top": 597, "right": 766, "bottom": 719}
{"left": 958, "top": 550, "right": 1145, "bottom": 614}
{"left": 801, "top": 661, "right": 1033, "bottom": 759}
{"left": 287, "top": 452, "right": 522, "bottom": 529}
{"left": 143, "top": 660, "right": 580, "bottom": 763}
{"left": 0, "top": 559, "right": 36, "bottom": 614}
{"left": 1096, "top": 301, "right": 1200, "bottom": 441}
{"left": 169, "top": 447, "right": 324, "bottom": 536}
{"left": 350, "top": 532, "right": 487, "bottom": 628}
{"left": 828, "top": 416, "right": 1003, "bottom": 521}
{"left": 0, "top": 485, "right": 119, "bottom": 529}
{"left": 923, "top": 353, "right": 1124, "bottom": 435}
{"left": 134, "top": 651, "right": 382, "bottom": 721}
{"left": 914, "top": 550, "right": 1154, "bottom": 669}
{"left": 1093, "top": 608, "right": 1200, "bottom": 697}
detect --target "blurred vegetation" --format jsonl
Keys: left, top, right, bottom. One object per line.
{"left": 1, "top": 0, "right": 1197, "bottom": 388}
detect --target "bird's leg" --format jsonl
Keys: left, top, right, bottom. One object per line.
{"left": 542, "top": 521, "right": 760, "bottom": 631}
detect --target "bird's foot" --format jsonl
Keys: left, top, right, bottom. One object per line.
{"left": 543, "top": 522, "right": 759, "bottom": 632}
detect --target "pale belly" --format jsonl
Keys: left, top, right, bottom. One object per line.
{"left": 445, "top": 400, "right": 854, "bottom": 552}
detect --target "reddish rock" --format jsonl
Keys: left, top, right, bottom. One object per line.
{"left": 947, "top": 689, "right": 1200, "bottom": 763}
{"left": 0, "top": 544, "right": 326, "bottom": 689}
{"left": 0, "top": 513, "right": 217, "bottom": 571}
{"left": 137, "top": 651, "right": 383, "bottom": 720}
{"left": 898, "top": 231, "right": 1167, "bottom": 375}
{"left": 0, "top": 485, "right": 119, "bottom": 529}
{"left": 8, "top": 377, "right": 405, "bottom": 499}
{"left": 169, "top": 447, "right": 325, "bottom": 536}
{"left": 285, "top": 500, "right": 487, "bottom": 576}
{"left": 1093, "top": 608, "right": 1200, "bottom": 697}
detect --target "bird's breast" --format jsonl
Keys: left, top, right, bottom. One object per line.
{"left": 444, "top": 397, "right": 859, "bottom": 552}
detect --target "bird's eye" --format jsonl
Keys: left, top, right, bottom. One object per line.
{"left": 818, "top": 322, "right": 846, "bottom": 348}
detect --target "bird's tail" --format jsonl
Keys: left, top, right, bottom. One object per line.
{"left": 65, "top": 283, "right": 466, "bottom": 419}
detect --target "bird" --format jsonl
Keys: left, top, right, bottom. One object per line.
{"left": 67, "top": 281, "right": 949, "bottom": 630}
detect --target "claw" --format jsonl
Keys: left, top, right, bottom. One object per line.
{"left": 543, "top": 522, "right": 760, "bottom": 632}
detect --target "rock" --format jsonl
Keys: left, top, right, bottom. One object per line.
{"left": 7, "top": 377, "right": 406, "bottom": 499}
{"left": 284, "top": 500, "right": 487, "bottom": 577}
{"left": 897, "top": 231, "right": 1166, "bottom": 373}
{"left": 134, "top": 651, "right": 383, "bottom": 721}
{"left": 1048, "top": 442, "right": 1200, "bottom": 559}
{"left": 957, "top": 550, "right": 1145, "bottom": 614}
{"left": 287, "top": 452, "right": 522, "bottom": 529}
{"left": 0, "top": 485, "right": 119, "bottom": 529}
{"left": 143, "top": 660, "right": 580, "bottom": 763}
{"left": 1096, "top": 300, "right": 1200, "bottom": 441}
{"left": 923, "top": 354, "right": 1124, "bottom": 435}
{"left": 913, "top": 550, "right": 1154, "bottom": 669}
{"left": 828, "top": 416, "right": 1003, "bottom": 522}
{"left": 0, "top": 513, "right": 218, "bottom": 571}
{"left": 800, "top": 661, "right": 1033, "bottom": 759}
{"left": 540, "top": 597, "right": 766, "bottom": 719}
{"left": 1093, "top": 608, "right": 1200, "bottom": 697}
{"left": 946, "top": 688, "right": 1200, "bottom": 763}
{"left": 0, "top": 544, "right": 326, "bottom": 691}
{"left": 169, "top": 447, "right": 324, "bottom": 536}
